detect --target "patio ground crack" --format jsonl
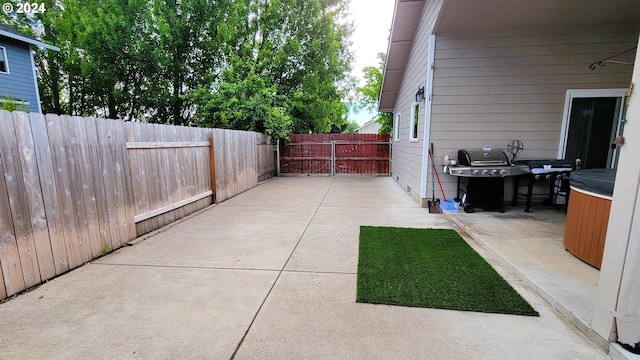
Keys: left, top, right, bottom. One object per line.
{"left": 229, "top": 177, "right": 336, "bottom": 360}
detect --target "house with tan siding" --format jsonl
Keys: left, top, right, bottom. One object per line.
{"left": 379, "top": 0, "right": 640, "bottom": 356}
{"left": 381, "top": 0, "right": 638, "bottom": 206}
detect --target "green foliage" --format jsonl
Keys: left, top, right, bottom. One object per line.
{"left": 0, "top": 101, "right": 30, "bottom": 112}
{"left": 342, "top": 120, "right": 360, "bottom": 134}
{"left": 100, "top": 245, "right": 109, "bottom": 257}
{"left": 356, "top": 52, "right": 393, "bottom": 134}
{"left": 1, "top": 0, "right": 354, "bottom": 135}
{"left": 376, "top": 112, "right": 393, "bottom": 134}
{"left": 190, "top": 0, "right": 354, "bottom": 135}
{"left": 265, "top": 107, "right": 293, "bottom": 142}
{"left": 0, "top": 96, "right": 31, "bottom": 112}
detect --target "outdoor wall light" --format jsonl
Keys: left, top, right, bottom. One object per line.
{"left": 415, "top": 86, "right": 425, "bottom": 102}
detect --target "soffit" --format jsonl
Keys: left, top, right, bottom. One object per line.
{"left": 379, "top": 0, "right": 426, "bottom": 112}
{"left": 378, "top": 0, "right": 640, "bottom": 112}
{"left": 436, "top": 0, "right": 640, "bottom": 34}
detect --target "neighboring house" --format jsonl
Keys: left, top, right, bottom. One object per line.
{"left": 0, "top": 24, "right": 59, "bottom": 113}
{"left": 354, "top": 119, "right": 382, "bottom": 134}
{"left": 378, "top": 0, "right": 639, "bottom": 355}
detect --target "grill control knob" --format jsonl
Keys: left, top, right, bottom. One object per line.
{"left": 545, "top": 174, "right": 553, "bottom": 180}
{"left": 491, "top": 169, "right": 498, "bottom": 175}
{"left": 457, "top": 170, "right": 463, "bottom": 175}
{"left": 535, "top": 174, "right": 542, "bottom": 180}
{"left": 500, "top": 169, "right": 507, "bottom": 176}
{"left": 472, "top": 169, "right": 479, "bottom": 175}
{"left": 482, "top": 170, "right": 488, "bottom": 175}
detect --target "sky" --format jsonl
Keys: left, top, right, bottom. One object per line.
{"left": 347, "top": 0, "right": 395, "bottom": 126}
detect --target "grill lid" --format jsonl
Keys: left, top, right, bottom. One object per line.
{"left": 458, "top": 148, "right": 509, "bottom": 167}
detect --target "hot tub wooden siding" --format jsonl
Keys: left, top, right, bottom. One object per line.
{"left": 563, "top": 187, "right": 612, "bottom": 269}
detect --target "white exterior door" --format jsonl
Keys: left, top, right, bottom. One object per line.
{"left": 559, "top": 89, "right": 627, "bottom": 169}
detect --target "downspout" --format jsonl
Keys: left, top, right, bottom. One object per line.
{"left": 420, "top": 34, "right": 436, "bottom": 200}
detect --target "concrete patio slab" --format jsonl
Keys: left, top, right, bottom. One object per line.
{"left": 0, "top": 263, "right": 277, "bottom": 359}
{"left": 320, "top": 177, "right": 419, "bottom": 208}
{"left": 286, "top": 206, "right": 453, "bottom": 273}
{"left": 220, "top": 176, "right": 334, "bottom": 207}
{"left": 0, "top": 177, "right": 611, "bottom": 359}
{"left": 234, "top": 271, "right": 607, "bottom": 360}
{"left": 445, "top": 210, "right": 600, "bottom": 328}
{"left": 97, "top": 205, "right": 317, "bottom": 270}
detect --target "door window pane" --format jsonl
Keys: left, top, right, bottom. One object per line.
{"left": 565, "top": 97, "right": 619, "bottom": 169}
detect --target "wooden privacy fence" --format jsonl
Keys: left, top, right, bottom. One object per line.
{"left": 280, "top": 133, "right": 390, "bottom": 175}
{"left": 0, "top": 110, "right": 275, "bottom": 300}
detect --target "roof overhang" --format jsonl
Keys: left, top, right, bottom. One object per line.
{"left": 435, "top": 0, "right": 640, "bottom": 34}
{"left": 379, "top": 0, "right": 426, "bottom": 112}
{"left": 0, "top": 29, "right": 60, "bottom": 51}
{"left": 378, "top": 0, "right": 640, "bottom": 112}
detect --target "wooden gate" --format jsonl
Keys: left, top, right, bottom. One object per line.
{"left": 279, "top": 134, "right": 390, "bottom": 175}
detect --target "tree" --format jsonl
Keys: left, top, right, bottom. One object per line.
{"left": 188, "top": 0, "right": 355, "bottom": 139}
{"left": 2, "top": 0, "right": 355, "bottom": 137}
{"left": 356, "top": 52, "right": 392, "bottom": 134}
{"left": 342, "top": 120, "right": 360, "bottom": 133}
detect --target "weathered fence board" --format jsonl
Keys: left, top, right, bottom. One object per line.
{"left": 0, "top": 110, "right": 274, "bottom": 299}
{"left": 83, "top": 117, "right": 113, "bottom": 258}
{"left": 13, "top": 112, "right": 56, "bottom": 280}
{"left": 71, "top": 116, "right": 99, "bottom": 259}
{"left": 46, "top": 115, "right": 85, "bottom": 269}
{"left": 0, "top": 113, "right": 41, "bottom": 289}
{"left": 257, "top": 143, "right": 275, "bottom": 182}
{"left": 212, "top": 129, "right": 261, "bottom": 202}
{"left": 0, "top": 134, "right": 26, "bottom": 296}
{"left": 30, "top": 113, "right": 68, "bottom": 276}
{"left": 127, "top": 124, "right": 216, "bottom": 234}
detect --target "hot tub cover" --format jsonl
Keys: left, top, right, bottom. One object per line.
{"left": 570, "top": 169, "right": 616, "bottom": 197}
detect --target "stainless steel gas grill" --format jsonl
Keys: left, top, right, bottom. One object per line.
{"left": 447, "top": 148, "right": 529, "bottom": 213}
{"left": 450, "top": 148, "right": 530, "bottom": 177}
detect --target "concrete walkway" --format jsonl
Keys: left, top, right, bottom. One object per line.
{"left": 0, "top": 177, "right": 608, "bottom": 359}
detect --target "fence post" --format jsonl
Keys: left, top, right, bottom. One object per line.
{"left": 276, "top": 139, "right": 281, "bottom": 176}
{"left": 209, "top": 136, "right": 217, "bottom": 204}
{"left": 331, "top": 140, "right": 336, "bottom": 176}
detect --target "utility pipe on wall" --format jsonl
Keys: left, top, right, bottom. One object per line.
{"left": 420, "top": 34, "right": 436, "bottom": 200}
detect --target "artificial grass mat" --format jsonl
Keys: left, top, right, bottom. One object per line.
{"left": 356, "top": 226, "right": 538, "bottom": 316}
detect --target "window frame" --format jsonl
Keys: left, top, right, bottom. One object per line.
{"left": 0, "top": 46, "right": 8, "bottom": 74}
{"left": 393, "top": 112, "right": 400, "bottom": 141}
{"left": 409, "top": 102, "right": 419, "bottom": 142}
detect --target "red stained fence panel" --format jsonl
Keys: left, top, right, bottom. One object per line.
{"left": 280, "top": 134, "right": 390, "bottom": 175}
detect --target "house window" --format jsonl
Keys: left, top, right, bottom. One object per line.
{"left": 409, "top": 102, "right": 419, "bottom": 141}
{"left": 0, "top": 47, "right": 8, "bottom": 73}
{"left": 393, "top": 112, "right": 400, "bottom": 141}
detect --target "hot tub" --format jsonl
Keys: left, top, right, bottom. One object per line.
{"left": 563, "top": 169, "right": 616, "bottom": 269}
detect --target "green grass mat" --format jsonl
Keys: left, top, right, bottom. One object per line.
{"left": 356, "top": 226, "right": 538, "bottom": 316}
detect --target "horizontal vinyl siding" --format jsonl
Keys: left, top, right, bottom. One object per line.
{"left": 391, "top": 0, "right": 443, "bottom": 204}
{"left": 0, "top": 38, "right": 39, "bottom": 112}
{"left": 430, "top": 25, "right": 638, "bottom": 202}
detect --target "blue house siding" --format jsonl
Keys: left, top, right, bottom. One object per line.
{"left": 0, "top": 37, "right": 40, "bottom": 113}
